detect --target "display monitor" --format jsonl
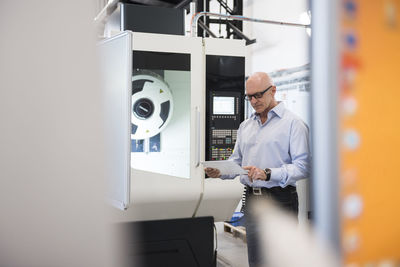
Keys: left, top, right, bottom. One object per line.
{"left": 213, "top": 96, "right": 235, "bottom": 115}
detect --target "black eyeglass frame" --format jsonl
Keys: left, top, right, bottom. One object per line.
{"left": 244, "top": 85, "right": 273, "bottom": 101}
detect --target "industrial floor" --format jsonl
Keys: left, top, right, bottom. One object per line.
{"left": 215, "top": 222, "right": 249, "bottom": 267}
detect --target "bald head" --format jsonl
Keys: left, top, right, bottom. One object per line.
{"left": 245, "top": 72, "right": 278, "bottom": 116}
{"left": 245, "top": 72, "right": 274, "bottom": 94}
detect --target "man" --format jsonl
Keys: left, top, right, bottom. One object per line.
{"left": 205, "top": 72, "right": 310, "bottom": 267}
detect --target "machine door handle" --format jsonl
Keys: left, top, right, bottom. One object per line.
{"left": 195, "top": 106, "right": 200, "bottom": 167}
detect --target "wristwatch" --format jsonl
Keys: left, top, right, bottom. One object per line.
{"left": 263, "top": 168, "right": 271, "bottom": 181}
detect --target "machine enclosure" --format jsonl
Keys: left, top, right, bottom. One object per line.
{"left": 99, "top": 31, "right": 245, "bottom": 222}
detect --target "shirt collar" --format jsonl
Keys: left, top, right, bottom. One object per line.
{"left": 271, "top": 102, "right": 285, "bottom": 118}
{"left": 251, "top": 102, "right": 285, "bottom": 120}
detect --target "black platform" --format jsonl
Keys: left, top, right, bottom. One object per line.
{"left": 119, "top": 216, "right": 215, "bottom": 267}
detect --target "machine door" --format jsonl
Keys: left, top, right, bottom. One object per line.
{"left": 98, "top": 31, "right": 132, "bottom": 210}
{"left": 123, "top": 32, "right": 204, "bottom": 221}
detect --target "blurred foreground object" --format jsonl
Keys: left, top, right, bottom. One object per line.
{"left": 253, "top": 200, "right": 340, "bottom": 267}
{"left": 0, "top": 1, "right": 114, "bottom": 266}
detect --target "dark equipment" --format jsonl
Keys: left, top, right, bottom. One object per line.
{"left": 119, "top": 217, "right": 216, "bottom": 267}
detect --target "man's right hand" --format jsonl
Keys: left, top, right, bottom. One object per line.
{"left": 204, "top": 168, "right": 221, "bottom": 178}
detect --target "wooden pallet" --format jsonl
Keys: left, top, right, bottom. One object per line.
{"left": 223, "top": 222, "right": 247, "bottom": 242}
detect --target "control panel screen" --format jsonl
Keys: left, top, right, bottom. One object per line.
{"left": 213, "top": 96, "right": 235, "bottom": 115}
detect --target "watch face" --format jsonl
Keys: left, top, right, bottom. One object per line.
{"left": 265, "top": 168, "right": 271, "bottom": 181}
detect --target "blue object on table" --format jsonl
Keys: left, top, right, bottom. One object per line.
{"left": 230, "top": 212, "right": 244, "bottom": 226}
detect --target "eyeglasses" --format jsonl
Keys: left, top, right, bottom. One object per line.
{"left": 244, "top": 85, "right": 273, "bottom": 101}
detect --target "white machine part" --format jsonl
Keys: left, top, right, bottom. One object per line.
{"left": 196, "top": 37, "right": 247, "bottom": 220}
{"left": 131, "top": 73, "right": 173, "bottom": 139}
{"left": 100, "top": 31, "right": 244, "bottom": 222}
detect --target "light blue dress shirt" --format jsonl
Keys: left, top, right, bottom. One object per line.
{"left": 221, "top": 102, "right": 310, "bottom": 188}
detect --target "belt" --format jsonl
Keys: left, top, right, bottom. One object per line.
{"left": 246, "top": 185, "right": 296, "bottom": 196}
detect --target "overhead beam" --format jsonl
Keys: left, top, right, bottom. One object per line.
{"left": 198, "top": 20, "right": 218, "bottom": 38}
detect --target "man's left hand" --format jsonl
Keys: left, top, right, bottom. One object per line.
{"left": 243, "top": 166, "right": 267, "bottom": 182}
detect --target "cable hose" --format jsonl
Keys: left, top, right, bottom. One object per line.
{"left": 240, "top": 185, "right": 247, "bottom": 213}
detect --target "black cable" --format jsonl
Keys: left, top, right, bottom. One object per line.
{"left": 240, "top": 185, "right": 247, "bottom": 213}
{"left": 213, "top": 223, "right": 218, "bottom": 265}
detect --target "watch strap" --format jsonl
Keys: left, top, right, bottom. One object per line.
{"left": 263, "top": 168, "right": 271, "bottom": 181}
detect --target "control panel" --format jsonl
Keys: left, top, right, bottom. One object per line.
{"left": 208, "top": 92, "right": 241, "bottom": 160}
{"left": 205, "top": 55, "right": 245, "bottom": 161}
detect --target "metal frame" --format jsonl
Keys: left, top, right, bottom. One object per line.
{"left": 311, "top": 0, "right": 341, "bottom": 255}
